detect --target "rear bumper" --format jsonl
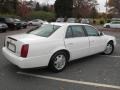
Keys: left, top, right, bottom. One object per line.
{"left": 2, "top": 47, "right": 50, "bottom": 69}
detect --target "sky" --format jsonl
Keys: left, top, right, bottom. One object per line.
{"left": 97, "top": 0, "right": 106, "bottom": 12}
{"left": 34, "top": 0, "right": 106, "bottom": 12}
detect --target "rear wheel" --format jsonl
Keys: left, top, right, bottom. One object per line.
{"left": 49, "top": 51, "right": 68, "bottom": 72}
{"left": 103, "top": 42, "right": 114, "bottom": 55}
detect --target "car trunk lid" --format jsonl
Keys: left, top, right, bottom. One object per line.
{"left": 5, "top": 34, "right": 47, "bottom": 57}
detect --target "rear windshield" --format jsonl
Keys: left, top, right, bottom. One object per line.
{"left": 28, "top": 24, "right": 61, "bottom": 37}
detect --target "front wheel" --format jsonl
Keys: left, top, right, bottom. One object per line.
{"left": 103, "top": 42, "right": 114, "bottom": 55}
{"left": 49, "top": 52, "right": 68, "bottom": 72}
{"left": 23, "top": 26, "right": 27, "bottom": 29}
{"left": 106, "top": 25, "right": 110, "bottom": 28}
{"left": 2, "top": 29, "right": 7, "bottom": 32}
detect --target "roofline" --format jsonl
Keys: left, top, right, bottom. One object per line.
{"left": 50, "top": 22, "right": 90, "bottom": 26}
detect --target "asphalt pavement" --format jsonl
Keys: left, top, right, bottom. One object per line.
{"left": 0, "top": 26, "right": 120, "bottom": 90}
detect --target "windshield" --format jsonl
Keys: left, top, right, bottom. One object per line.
{"left": 28, "top": 24, "right": 61, "bottom": 37}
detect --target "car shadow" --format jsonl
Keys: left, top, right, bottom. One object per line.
{"left": 14, "top": 54, "right": 101, "bottom": 75}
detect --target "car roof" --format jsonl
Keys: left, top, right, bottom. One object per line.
{"left": 50, "top": 22, "right": 89, "bottom": 26}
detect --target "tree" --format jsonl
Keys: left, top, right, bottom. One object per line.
{"left": 35, "top": 2, "right": 40, "bottom": 11}
{"left": 42, "top": 5, "right": 49, "bottom": 12}
{"left": 54, "top": 0, "right": 73, "bottom": 17}
{"left": 73, "top": 0, "right": 98, "bottom": 18}
{"left": 17, "top": 1, "right": 31, "bottom": 17}
{"left": 108, "top": 0, "right": 120, "bottom": 17}
{"left": 90, "top": 7, "right": 98, "bottom": 18}
{"left": 0, "top": 0, "right": 18, "bottom": 14}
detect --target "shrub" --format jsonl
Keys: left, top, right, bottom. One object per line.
{"left": 0, "top": 13, "right": 17, "bottom": 18}
{"left": 106, "top": 19, "right": 111, "bottom": 23}
{"left": 99, "top": 20, "right": 105, "bottom": 25}
{"left": 93, "top": 20, "right": 96, "bottom": 24}
{"left": 26, "top": 11, "right": 55, "bottom": 22}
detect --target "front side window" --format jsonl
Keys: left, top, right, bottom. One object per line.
{"left": 33, "top": 19, "right": 39, "bottom": 22}
{"left": 28, "top": 24, "right": 61, "bottom": 37}
{"left": 84, "top": 26, "right": 99, "bottom": 36}
{"left": 111, "top": 21, "right": 120, "bottom": 24}
{"left": 66, "top": 25, "right": 85, "bottom": 38}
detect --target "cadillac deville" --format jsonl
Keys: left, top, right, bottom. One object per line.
{"left": 2, "top": 23, "right": 116, "bottom": 72}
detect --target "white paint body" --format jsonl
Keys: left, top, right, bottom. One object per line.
{"left": 28, "top": 19, "right": 48, "bottom": 26}
{"left": 2, "top": 23, "right": 116, "bottom": 69}
{"left": 104, "top": 21, "right": 120, "bottom": 28}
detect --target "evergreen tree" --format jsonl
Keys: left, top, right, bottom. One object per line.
{"left": 35, "top": 2, "right": 40, "bottom": 11}
{"left": 0, "top": 0, "right": 18, "bottom": 14}
{"left": 54, "top": 0, "right": 73, "bottom": 17}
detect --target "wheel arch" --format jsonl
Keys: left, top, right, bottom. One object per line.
{"left": 108, "top": 40, "right": 114, "bottom": 44}
{"left": 50, "top": 49, "right": 70, "bottom": 63}
{"left": 107, "top": 39, "right": 116, "bottom": 46}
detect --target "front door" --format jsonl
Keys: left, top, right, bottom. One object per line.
{"left": 84, "top": 25, "right": 106, "bottom": 54}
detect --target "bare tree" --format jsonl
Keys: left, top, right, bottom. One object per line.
{"left": 73, "top": 0, "right": 98, "bottom": 18}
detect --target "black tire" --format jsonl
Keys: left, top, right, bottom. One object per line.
{"left": 106, "top": 25, "right": 110, "bottom": 28}
{"left": 49, "top": 51, "right": 68, "bottom": 73}
{"left": 103, "top": 42, "right": 114, "bottom": 55}
{"left": 2, "top": 29, "right": 6, "bottom": 32}
{"left": 23, "top": 26, "right": 27, "bottom": 29}
{"left": 16, "top": 27, "right": 21, "bottom": 30}
{"left": 29, "top": 23, "right": 32, "bottom": 26}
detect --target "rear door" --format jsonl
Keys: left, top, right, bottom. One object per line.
{"left": 83, "top": 25, "right": 106, "bottom": 54}
{"left": 65, "top": 25, "right": 89, "bottom": 60}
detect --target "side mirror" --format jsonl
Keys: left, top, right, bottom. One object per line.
{"left": 99, "top": 31, "right": 104, "bottom": 36}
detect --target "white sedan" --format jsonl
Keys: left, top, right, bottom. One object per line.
{"left": 104, "top": 21, "right": 120, "bottom": 28}
{"left": 28, "top": 19, "right": 48, "bottom": 26}
{"left": 0, "top": 23, "right": 8, "bottom": 32}
{"left": 2, "top": 23, "right": 116, "bottom": 72}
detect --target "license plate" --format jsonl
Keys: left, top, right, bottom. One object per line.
{"left": 7, "top": 42, "right": 16, "bottom": 52}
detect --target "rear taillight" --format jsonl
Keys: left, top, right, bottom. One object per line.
{"left": 21, "top": 44, "right": 29, "bottom": 58}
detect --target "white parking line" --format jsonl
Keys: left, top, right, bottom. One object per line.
{"left": 17, "top": 72, "right": 120, "bottom": 90}
{"left": 100, "top": 55, "right": 120, "bottom": 58}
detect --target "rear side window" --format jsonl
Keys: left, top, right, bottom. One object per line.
{"left": 72, "top": 26, "right": 85, "bottom": 37}
{"left": 66, "top": 25, "right": 85, "bottom": 38}
{"left": 66, "top": 27, "right": 73, "bottom": 38}
{"left": 84, "top": 25, "right": 99, "bottom": 36}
